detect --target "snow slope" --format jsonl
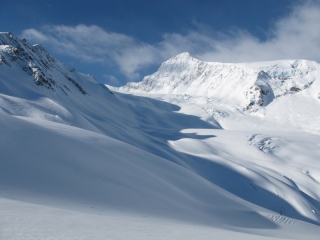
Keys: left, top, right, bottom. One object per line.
{"left": 116, "top": 52, "right": 319, "bottom": 112}
{"left": 1, "top": 32, "right": 320, "bottom": 239}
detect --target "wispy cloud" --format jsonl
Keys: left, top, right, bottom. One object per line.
{"left": 196, "top": 0, "right": 320, "bottom": 62}
{"left": 21, "top": 1, "right": 320, "bottom": 81}
{"left": 102, "top": 74, "right": 120, "bottom": 85}
{"left": 22, "top": 24, "right": 160, "bottom": 80}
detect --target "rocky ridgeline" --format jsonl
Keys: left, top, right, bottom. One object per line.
{"left": 119, "top": 52, "right": 318, "bottom": 111}
{"left": 0, "top": 32, "right": 88, "bottom": 95}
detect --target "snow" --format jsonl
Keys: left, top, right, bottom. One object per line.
{"left": 1, "top": 32, "right": 320, "bottom": 239}
{"left": 114, "top": 52, "right": 318, "bottom": 112}
{"left": 4, "top": 198, "right": 318, "bottom": 240}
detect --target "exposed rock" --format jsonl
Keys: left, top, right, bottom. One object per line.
{"left": 257, "top": 70, "right": 271, "bottom": 80}
{"left": 244, "top": 81, "right": 274, "bottom": 112}
{"left": 0, "top": 32, "right": 92, "bottom": 95}
{"left": 290, "top": 87, "right": 301, "bottom": 92}
{"left": 66, "top": 77, "right": 88, "bottom": 95}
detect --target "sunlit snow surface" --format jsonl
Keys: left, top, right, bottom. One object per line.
{"left": 1, "top": 33, "right": 320, "bottom": 239}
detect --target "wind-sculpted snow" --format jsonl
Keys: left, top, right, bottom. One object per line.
{"left": 1, "top": 33, "right": 320, "bottom": 239}
{"left": 117, "top": 52, "right": 319, "bottom": 111}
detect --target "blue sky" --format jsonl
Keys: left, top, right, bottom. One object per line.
{"left": 1, "top": 0, "right": 320, "bottom": 86}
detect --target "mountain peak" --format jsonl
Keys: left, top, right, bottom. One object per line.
{"left": 0, "top": 31, "right": 13, "bottom": 37}
{"left": 175, "top": 52, "right": 192, "bottom": 58}
{"left": 168, "top": 52, "right": 197, "bottom": 62}
{"left": 118, "top": 54, "right": 319, "bottom": 111}
{"left": 0, "top": 32, "right": 99, "bottom": 96}
{"left": 0, "top": 32, "right": 18, "bottom": 45}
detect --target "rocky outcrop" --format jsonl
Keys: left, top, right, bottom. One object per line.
{"left": 0, "top": 32, "right": 90, "bottom": 95}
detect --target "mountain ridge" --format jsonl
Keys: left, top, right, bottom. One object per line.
{"left": 0, "top": 32, "right": 102, "bottom": 96}
{"left": 115, "top": 51, "right": 319, "bottom": 111}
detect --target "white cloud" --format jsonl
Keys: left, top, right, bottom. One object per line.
{"left": 22, "top": 24, "right": 162, "bottom": 80}
{"left": 21, "top": 1, "right": 320, "bottom": 81}
{"left": 196, "top": 0, "right": 320, "bottom": 62}
{"left": 102, "top": 74, "right": 119, "bottom": 85}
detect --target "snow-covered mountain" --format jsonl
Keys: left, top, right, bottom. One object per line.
{"left": 0, "top": 31, "right": 102, "bottom": 95}
{"left": 116, "top": 52, "right": 319, "bottom": 111}
{"left": 1, "top": 32, "right": 320, "bottom": 239}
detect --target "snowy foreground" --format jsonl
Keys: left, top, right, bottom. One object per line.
{"left": 1, "top": 32, "right": 320, "bottom": 239}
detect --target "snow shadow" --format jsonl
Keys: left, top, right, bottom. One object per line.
{"left": 110, "top": 92, "right": 320, "bottom": 226}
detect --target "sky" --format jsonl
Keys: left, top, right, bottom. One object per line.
{"left": 1, "top": 0, "right": 320, "bottom": 86}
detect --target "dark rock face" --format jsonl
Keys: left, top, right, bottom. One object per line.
{"left": 257, "top": 71, "right": 271, "bottom": 81}
{"left": 66, "top": 77, "right": 88, "bottom": 95}
{"left": 244, "top": 71, "right": 274, "bottom": 111}
{"left": 290, "top": 87, "right": 301, "bottom": 92}
{"left": 245, "top": 83, "right": 274, "bottom": 111}
{"left": 0, "top": 32, "right": 88, "bottom": 95}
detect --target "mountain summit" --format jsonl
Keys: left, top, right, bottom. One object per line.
{"left": 117, "top": 53, "right": 319, "bottom": 111}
